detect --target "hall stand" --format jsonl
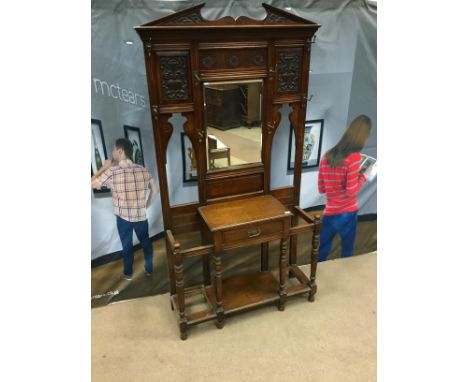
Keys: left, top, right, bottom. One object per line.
{"left": 136, "top": 3, "right": 322, "bottom": 340}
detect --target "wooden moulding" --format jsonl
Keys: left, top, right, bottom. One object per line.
{"left": 198, "top": 70, "right": 268, "bottom": 82}
{"left": 205, "top": 162, "right": 264, "bottom": 180}
{"left": 198, "top": 41, "right": 269, "bottom": 50}
{"left": 159, "top": 104, "right": 194, "bottom": 114}
{"left": 136, "top": 3, "right": 320, "bottom": 29}
{"left": 206, "top": 191, "right": 264, "bottom": 205}
{"left": 205, "top": 172, "right": 264, "bottom": 200}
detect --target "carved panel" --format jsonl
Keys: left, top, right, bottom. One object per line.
{"left": 199, "top": 48, "right": 267, "bottom": 72}
{"left": 158, "top": 53, "right": 191, "bottom": 102}
{"left": 265, "top": 13, "right": 290, "bottom": 24}
{"left": 276, "top": 48, "right": 302, "bottom": 93}
{"left": 163, "top": 12, "right": 204, "bottom": 25}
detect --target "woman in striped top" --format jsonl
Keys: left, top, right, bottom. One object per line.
{"left": 317, "top": 115, "right": 373, "bottom": 262}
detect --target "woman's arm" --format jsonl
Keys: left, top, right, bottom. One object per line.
{"left": 345, "top": 153, "right": 367, "bottom": 196}
{"left": 318, "top": 159, "right": 326, "bottom": 194}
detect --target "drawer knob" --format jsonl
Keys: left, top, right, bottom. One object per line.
{"left": 247, "top": 228, "right": 262, "bottom": 238}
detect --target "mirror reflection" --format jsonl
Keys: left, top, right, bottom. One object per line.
{"left": 203, "top": 79, "right": 263, "bottom": 170}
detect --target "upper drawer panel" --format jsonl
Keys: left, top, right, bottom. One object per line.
{"left": 199, "top": 48, "right": 267, "bottom": 73}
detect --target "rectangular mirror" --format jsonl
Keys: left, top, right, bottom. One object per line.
{"left": 203, "top": 79, "right": 263, "bottom": 171}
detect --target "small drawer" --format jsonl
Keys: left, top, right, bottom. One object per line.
{"left": 222, "top": 219, "right": 284, "bottom": 246}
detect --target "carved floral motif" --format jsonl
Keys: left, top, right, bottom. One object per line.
{"left": 159, "top": 55, "right": 189, "bottom": 101}
{"left": 277, "top": 49, "right": 302, "bottom": 92}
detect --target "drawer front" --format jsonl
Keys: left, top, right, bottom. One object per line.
{"left": 199, "top": 48, "right": 267, "bottom": 73}
{"left": 222, "top": 219, "right": 284, "bottom": 247}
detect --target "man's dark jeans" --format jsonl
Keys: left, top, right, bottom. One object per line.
{"left": 116, "top": 216, "right": 153, "bottom": 277}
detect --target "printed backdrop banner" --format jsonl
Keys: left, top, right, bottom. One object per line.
{"left": 91, "top": 0, "right": 377, "bottom": 304}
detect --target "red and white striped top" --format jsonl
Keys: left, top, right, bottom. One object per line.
{"left": 318, "top": 152, "right": 366, "bottom": 216}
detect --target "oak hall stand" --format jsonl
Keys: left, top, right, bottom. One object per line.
{"left": 135, "top": 3, "right": 322, "bottom": 340}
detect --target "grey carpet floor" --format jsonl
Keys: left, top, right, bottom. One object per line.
{"left": 92, "top": 251, "right": 376, "bottom": 382}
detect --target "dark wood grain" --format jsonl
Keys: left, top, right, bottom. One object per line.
{"left": 199, "top": 195, "right": 290, "bottom": 231}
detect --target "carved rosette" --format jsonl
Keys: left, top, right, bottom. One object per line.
{"left": 277, "top": 49, "right": 302, "bottom": 93}
{"left": 202, "top": 56, "right": 214, "bottom": 68}
{"left": 228, "top": 55, "right": 239, "bottom": 67}
{"left": 159, "top": 55, "right": 190, "bottom": 101}
{"left": 253, "top": 54, "right": 265, "bottom": 66}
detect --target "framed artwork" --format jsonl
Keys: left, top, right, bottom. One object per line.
{"left": 287, "top": 119, "right": 324, "bottom": 170}
{"left": 91, "top": 119, "right": 110, "bottom": 194}
{"left": 181, "top": 132, "right": 198, "bottom": 183}
{"left": 124, "top": 125, "right": 145, "bottom": 166}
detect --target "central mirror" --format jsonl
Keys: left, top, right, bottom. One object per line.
{"left": 203, "top": 79, "right": 263, "bottom": 171}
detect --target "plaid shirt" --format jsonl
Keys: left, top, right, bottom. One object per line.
{"left": 97, "top": 160, "right": 153, "bottom": 222}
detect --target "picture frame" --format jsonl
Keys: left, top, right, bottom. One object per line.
{"left": 287, "top": 119, "right": 324, "bottom": 170}
{"left": 181, "top": 132, "right": 198, "bottom": 183}
{"left": 91, "top": 119, "right": 110, "bottom": 194}
{"left": 124, "top": 125, "right": 145, "bottom": 166}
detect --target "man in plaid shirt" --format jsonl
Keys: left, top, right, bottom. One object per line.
{"left": 92, "top": 138, "right": 159, "bottom": 280}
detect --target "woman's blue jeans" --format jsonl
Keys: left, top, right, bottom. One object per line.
{"left": 318, "top": 211, "right": 358, "bottom": 262}
{"left": 116, "top": 216, "right": 153, "bottom": 277}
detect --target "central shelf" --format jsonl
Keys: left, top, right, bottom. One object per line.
{"left": 206, "top": 271, "right": 280, "bottom": 314}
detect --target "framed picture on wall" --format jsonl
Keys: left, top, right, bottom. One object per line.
{"left": 181, "top": 133, "right": 198, "bottom": 183}
{"left": 124, "top": 125, "right": 145, "bottom": 166}
{"left": 91, "top": 119, "right": 110, "bottom": 194}
{"left": 288, "top": 119, "right": 324, "bottom": 170}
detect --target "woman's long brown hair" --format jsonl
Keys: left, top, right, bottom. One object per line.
{"left": 326, "top": 115, "right": 372, "bottom": 168}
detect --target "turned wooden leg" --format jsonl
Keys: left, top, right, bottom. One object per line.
{"left": 202, "top": 254, "right": 211, "bottom": 286}
{"left": 288, "top": 215, "right": 298, "bottom": 278}
{"left": 201, "top": 227, "right": 212, "bottom": 286}
{"left": 179, "top": 322, "right": 188, "bottom": 341}
{"left": 278, "top": 238, "right": 288, "bottom": 311}
{"left": 308, "top": 215, "right": 321, "bottom": 302}
{"left": 261, "top": 242, "right": 269, "bottom": 271}
{"left": 165, "top": 240, "right": 177, "bottom": 297}
{"left": 174, "top": 253, "right": 188, "bottom": 340}
{"left": 288, "top": 235, "right": 298, "bottom": 278}
{"left": 214, "top": 251, "right": 225, "bottom": 328}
